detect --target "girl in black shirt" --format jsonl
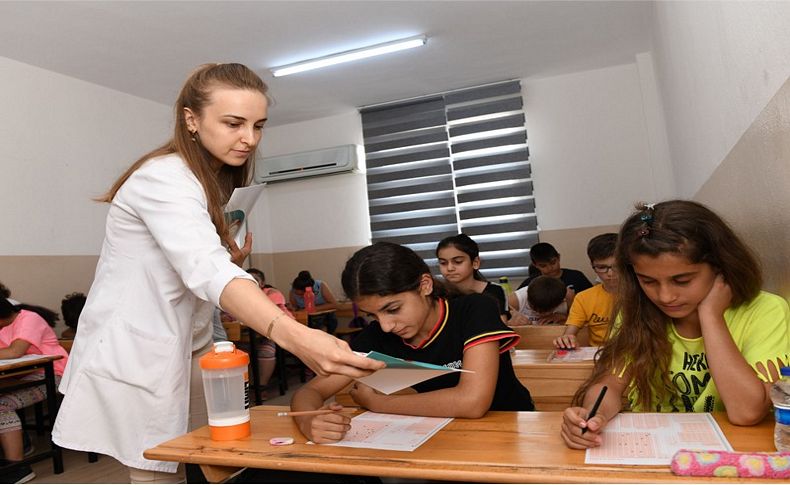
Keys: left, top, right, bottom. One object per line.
{"left": 290, "top": 242, "right": 533, "bottom": 444}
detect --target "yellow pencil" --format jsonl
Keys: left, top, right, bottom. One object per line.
{"left": 276, "top": 407, "right": 359, "bottom": 417}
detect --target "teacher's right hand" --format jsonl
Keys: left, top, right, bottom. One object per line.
{"left": 287, "top": 325, "right": 385, "bottom": 378}
{"left": 560, "top": 406, "right": 607, "bottom": 449}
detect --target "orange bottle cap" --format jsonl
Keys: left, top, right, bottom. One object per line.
{"left": 199, "top": 341, "right": 250, "bottom": 369}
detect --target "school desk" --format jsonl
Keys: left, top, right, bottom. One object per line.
{"left": 511, "top": 324, "right": 590, "bottom": 349}
{"left": 0, "top": 355, "right": 64, "bottom": 475}
{"left": 511, "top": 348, "right": 595, "bottom": 411}
{"left": 144, "top": 406, "right": 775, "bottom": 483}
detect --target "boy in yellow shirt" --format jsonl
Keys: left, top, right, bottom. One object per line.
{"left": 553, "top": 233, "right": 618, "bottom": 348}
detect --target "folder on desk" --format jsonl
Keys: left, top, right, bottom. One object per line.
{"left": 354, "top": 351, "right": 472, "bottom": 395}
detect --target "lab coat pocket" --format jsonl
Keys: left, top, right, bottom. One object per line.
{"left": 85, "top": 320, "right": 179, "bottom": 393}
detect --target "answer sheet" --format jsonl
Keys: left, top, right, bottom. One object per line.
{"left": 547, "top": 346, "right": 599, "bottom": 362}
{"left": 585, "top": 413, "right": 732, "bottom": 465}
{"left": 320, "top": 411, "right": 452, "bottom": 452}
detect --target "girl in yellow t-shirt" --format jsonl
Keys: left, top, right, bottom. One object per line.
{"left": 561, "top": 200, "right": 789, "bottom": 449}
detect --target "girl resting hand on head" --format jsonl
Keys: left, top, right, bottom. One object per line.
{"left": 291, "top": 242, "right": 534, "bottom": 444}
{"left": 561, "top": 200, "right": 789, "bottom": 450}
{"left": 51, "top": 63, "right": 382, "bottom": 481}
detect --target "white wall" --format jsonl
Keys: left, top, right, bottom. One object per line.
{"left": 0, "top": 56, "right": 171, "bottom": 255}
{"left": 522, "top": 60, "right": 674, "bottom": 231}
{"left": 651, "top": 1, "right": 790, "bottom": 197}
{"left": 250, "top": 111, "right": 371, "bottom": 253}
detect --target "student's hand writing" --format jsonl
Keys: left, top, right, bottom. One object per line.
{"left": 507, "top": 312, "right": 530, "bottom": 326}
{"left": 284, "top": 326, "right": 385, "bottom": 379}
{"left": 553, "top": 334, "right": 578, "bottom": 349}
{"left": 225, "top": 232, "right": 253, "bottom": 267}
{"left": 297, "top": 402, "right": 352, "bottom": 444}
{"left": 560, "top": 406, "right": 608, "bottom": 449}
{"left": 698, "top": 274, "right": 732, "bottom": 319}
{"left": 348, "top": 382, "right": 387, "bottom": 411}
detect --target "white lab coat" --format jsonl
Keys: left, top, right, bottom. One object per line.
{"left": 52, "top": 154, "right": 254, "bottom": 472}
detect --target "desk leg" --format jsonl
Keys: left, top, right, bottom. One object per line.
{"left": 44, "top": 362, "right": 63, "bottom": 474}
{"left": 247, "top": 328, "right": 261, "bottom": 406}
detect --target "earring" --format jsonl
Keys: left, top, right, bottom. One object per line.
{"left": 189, "top": 130, "right": 197, "bottom": 142}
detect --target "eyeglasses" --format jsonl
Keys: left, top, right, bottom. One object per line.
{"left": 592, "top": 265, "right": 614, "bottom": 274}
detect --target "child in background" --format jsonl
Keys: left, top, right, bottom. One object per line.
{"left": 290, "top": 242, "right": 534, "bottom": 444}
{"left": 289, "top": 271, "right": 339, "bottom": 334}
{"left": 508, "top": 276, "right": 573, "bottom": 325}
{"left": 436, "top": 233, "right": 509, "bottom": 320}
{"left": 516, "top": 242, "right": 593, "bottom": 295}
{"left": 60, "top": 292, "right": 86, "bottom": 340}
{"left": 554, "top": 234, "right": 618, "bottom": 349}
{"left": 0, "top": 298, "right": 69, "bottom": 483}
{"left": 561, "top": 201, "right": 790, "bottom": 450}
{"left": 246, "top": 268, "right": 293, "bottom": 393}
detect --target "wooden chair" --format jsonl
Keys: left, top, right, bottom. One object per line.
{"left": 511, "top": 325, "right": 589, "bottom": 349}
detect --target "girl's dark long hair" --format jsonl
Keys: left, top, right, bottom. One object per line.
{"left": 573, "top": 200, "right": 762, "bottom": 410}
{"left": 98, "top": 63, "right": 268, "bottom": 242}
{"left": 436, "top": 233, "right": 486, "bottom": 281}
{"left": 0, "top": 298, "right": 59, "bottom": 327}
{"left": 343, "top": 242, "right": 452, "bottom": 300}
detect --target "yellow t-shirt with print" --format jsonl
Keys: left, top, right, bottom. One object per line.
{"left": 566, "top": 284, "right": 615, "bottom": 346}
{"left": 630, "top": 291, "right": 789, "bottom": 413}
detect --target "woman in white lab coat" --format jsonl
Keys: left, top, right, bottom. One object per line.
{"left": 51, "top": 63, "right": 383, "bottom": 482}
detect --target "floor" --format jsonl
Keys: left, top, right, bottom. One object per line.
{"left": 28, "top": 374, "right": 306, "bottom": 484}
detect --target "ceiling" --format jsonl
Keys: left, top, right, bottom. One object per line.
{"left": 0, "top": 1, "right": 653, "bottom": 127}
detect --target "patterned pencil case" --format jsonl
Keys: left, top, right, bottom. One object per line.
{"left": 671, "top": 449, "right": 790, "bottom": 479}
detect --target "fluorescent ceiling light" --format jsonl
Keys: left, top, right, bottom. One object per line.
{"left": 271, "top": 35, "right": 426, "bottom": 77}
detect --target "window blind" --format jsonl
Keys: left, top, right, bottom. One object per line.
{"left": 361, "top": 80, "right": 537, "bottom": 279}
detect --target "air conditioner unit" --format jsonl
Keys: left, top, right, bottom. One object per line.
{"left": 254, "top": 144, "right": 358, "bottom": 183}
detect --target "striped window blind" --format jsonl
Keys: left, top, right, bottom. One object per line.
{"left": 360, "top": 80, "right": 537, "bottom": 280}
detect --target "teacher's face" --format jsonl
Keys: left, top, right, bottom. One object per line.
{"left": 185, "top": 87, "right": 268, "bottom": 171}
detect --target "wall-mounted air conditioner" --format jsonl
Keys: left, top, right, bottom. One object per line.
{"left": 255, "top": 144, "right": 358, "bottom": 183}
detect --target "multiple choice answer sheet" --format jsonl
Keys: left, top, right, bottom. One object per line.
{"left": 585, "top": 413, "right": 732, "bottom": 465}
{"left": 320, "top": 411, "right": 452, "bottom": 452}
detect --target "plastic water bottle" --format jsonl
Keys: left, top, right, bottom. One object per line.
{"left": 771, "top": 366, "right": 790, "bottom": 451}
{"left": 304, "top": 286, "right": 316, "bottom": 314}
{"left": 499, "top": 276, "right": 513, "bottom": 296}
{"left": 199, "top": 341, "right": 250, "bottom": 441}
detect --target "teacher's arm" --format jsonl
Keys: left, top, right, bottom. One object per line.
{"left": 220, "top": 278, "right": 383, "bottom": 378}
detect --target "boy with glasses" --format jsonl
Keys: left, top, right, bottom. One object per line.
{"left": 553, "top": 234, "right": 618, "bottom": 349}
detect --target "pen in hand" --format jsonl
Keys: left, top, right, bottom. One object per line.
{"left": 277, "top": 407, "right": 359, "bottom": 417}
{"left": 581, "top": 385, "right": 608, "bottom": 435}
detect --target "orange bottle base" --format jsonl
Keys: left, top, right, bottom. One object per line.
{"left": 209, "top": 421, "right": 251, "bottom": 441}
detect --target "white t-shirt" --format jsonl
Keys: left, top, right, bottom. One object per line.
{"left": 513, "top": 286, "right": 568, "bottom": 324}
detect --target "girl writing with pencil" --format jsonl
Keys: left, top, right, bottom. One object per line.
{"left": 561, "top": 200, "right": 789, "bottom": 449}
{"left": 291, "top": 242, "right": 534, "bottom": 444}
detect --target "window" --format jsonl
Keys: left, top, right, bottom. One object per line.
{"left": 360, "top": 80, "right": 537, "bottom": 280}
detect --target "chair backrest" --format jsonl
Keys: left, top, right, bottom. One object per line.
{"left": 512, "top": 325, "right": 589, "bottom": 349}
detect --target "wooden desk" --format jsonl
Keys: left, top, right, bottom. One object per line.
{"left": 0, "top": 355, "right": 64, "bottom": 475}
{"left": 145, "top": 406, "right": 775, "bottom": 483}
{"left": 511, "top": 324, "right": 589, "bottom": 349}
{"left": 512, "top": 349, "right": 594, "bottom": 411}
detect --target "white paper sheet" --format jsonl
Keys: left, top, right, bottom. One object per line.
{"left": 547, "top": 346, "right": 599, "bottom": 362}
{"left": 354, "top": 351, "right": 472, "bottom": 395}
{"left": 320, "top": 411, "right": 452, "bottom": 452}
{"left": 224, "top": 184, "right": 266, "bottom": 248}
{"left": 585, "top": 413, "right": 732, "bottom": 465}
{"left": 0, "top": 354, "right": 48, "bottom": 366}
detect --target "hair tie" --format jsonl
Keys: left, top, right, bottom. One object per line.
{"left": 638, "top": 203, "right": 655, "bottom": 237}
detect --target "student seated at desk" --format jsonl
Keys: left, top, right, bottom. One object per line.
{"left": 247, "top": 268, "right": 293, "bottom": 391}
{"left": 561, "top": 201, "right": 790, "bottom": 449}
{"left": 554, "top": 234, "right": 618, "bottom": 349}
{"left": 289, "top": 270, "right": 339, "bottom": 334}
{"left": 59, "top": 292, "right": 86, "bottom": 340}
{"left": 291, "top": 242, "right": 534, "bottom": 444}
{"left": 508, "top": 276, "right": 572, "bottom": 326}
{"left": 0, "top": 298, "right": 69, "bottom": 484}
{"left": 436, "top": 233, "right": 510, "bottom": 321}
{"left": 516, "top": 242, "right": 593, "bottom": 295}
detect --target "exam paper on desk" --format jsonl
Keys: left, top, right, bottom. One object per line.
{"left": 354, "top": 351, "right": 473, "bottom": 395}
